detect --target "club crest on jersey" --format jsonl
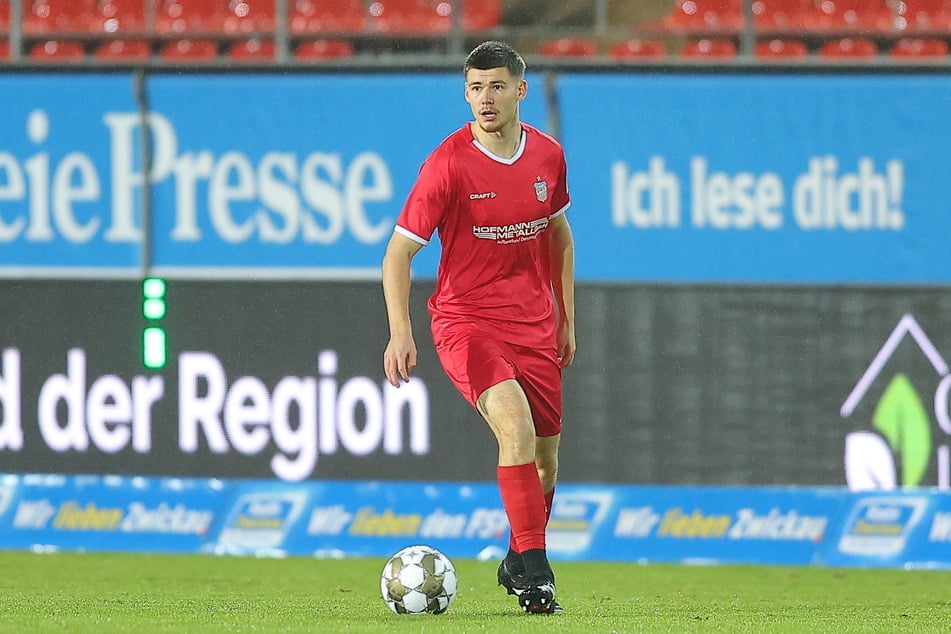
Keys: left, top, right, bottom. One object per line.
{"left": 534, "top": 180, "right": 548, "bottom": 203}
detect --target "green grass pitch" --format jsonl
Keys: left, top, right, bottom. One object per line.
{"left": 1, "top": 550, "right": 949, "bottom": 633}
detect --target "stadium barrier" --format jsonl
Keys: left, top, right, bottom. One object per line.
{"left": 2, "top": 474, "right": 950, "bottom": 569}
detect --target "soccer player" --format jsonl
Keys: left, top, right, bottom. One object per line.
{"left": 381, "top": 40, "right": 575, "bottom": 615}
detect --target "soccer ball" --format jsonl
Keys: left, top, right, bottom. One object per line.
{"left": 380, "top": 545, "right": 458, "bottom": 615}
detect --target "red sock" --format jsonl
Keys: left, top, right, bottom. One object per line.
{"left": 498, "top": 463, "right": 547, "bottom": 552}
{"left": 510, "top": 485, "right": 556, "bottom": 551}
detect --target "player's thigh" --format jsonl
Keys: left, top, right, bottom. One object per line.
{"left": 477, "top": 378, "right": 535, "bottom": 442}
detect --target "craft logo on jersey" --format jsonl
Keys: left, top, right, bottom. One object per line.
{"left": 472, "top": 217, "right": 549, "bottom": 243}
{"left": 534, "top": 179, "right": 548, "bottom": 202}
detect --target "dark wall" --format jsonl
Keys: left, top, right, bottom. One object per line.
{"left": 1, "top": 280, "right": 949, "bottom": 486}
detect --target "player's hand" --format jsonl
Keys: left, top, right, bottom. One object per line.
{"left": 384, "top": 332, "right": 418, "bottom": 387}
{"left": 556, "top": 321, "right": 575, "bottom": 369}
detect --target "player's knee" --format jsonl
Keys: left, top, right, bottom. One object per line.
{"left": 536, "top": 459, "right": 559, "bottom": 491}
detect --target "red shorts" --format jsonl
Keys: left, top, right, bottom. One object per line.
{"left": 434, "top": 327, "right": 563, "bottom": 437}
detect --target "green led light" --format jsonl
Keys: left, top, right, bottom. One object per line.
{"left": 143, "top": 326, "right": 167, "bottom": 369}
{"left": 143, "top": 298, "right": 166, "bottom": 320}
{"left": 143, "top": 277, "right": 166, "bottom": 299}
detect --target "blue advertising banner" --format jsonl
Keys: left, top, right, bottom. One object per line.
{"left": 0, "top": 75, "right": 141, "bottom": 275}
{"left": 0, "top": 473, "right": 230, "bottom": 552}
{"left": 3, "top": 475, "right": 951, "bottom": 569}
{"left": 3, "top": 73, "right": 951, "bottom": 283}
{"left": 0, "top": 73, "right": 550, "bottom": 279}
{"left": 559, "top": 74, "right": 951, "bottom": 283}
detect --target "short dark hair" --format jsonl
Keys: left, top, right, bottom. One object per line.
{"left": 464, "top": 41, "right": 525, "bottom": 79}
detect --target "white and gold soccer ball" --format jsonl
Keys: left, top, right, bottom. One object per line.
{"left": 380, "top": 545, "right": 458, "bottom": 615}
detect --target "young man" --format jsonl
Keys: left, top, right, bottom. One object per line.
{"left": 382, "top": 40, "right": 575, "bottom": 615}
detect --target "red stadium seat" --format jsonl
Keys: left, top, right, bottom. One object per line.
{"left": 224, "top": 0, "right": 275, "bottom": 34}
{"left": 290, "top": 0, "right": 365, "bottom": 33}
{"left": 94, "top": 0, "right": 147, "bottom": 34}
{"left": 156, "top": 0, "right": 224, "bottom": 33}
{"left": 890, "top": 35, "right": 950, "bottom": 56}
{"left": 754, "top": 37, "right": 808, "bottom": 57}
{"left": 539, "top": 37, "right": 597, "bottom": 57}
{"left": 661, "top": 0, "right": 743, "bottom": 33}
{"left": 610, "top": 38, "right": 666, "bottom": 59}
{"left": 228, "top": 37, "right": 276, "bottom": 61}
{"left": 29, "top": 39, "right": 86, "bottom": 60}
{"left": 801, "top": 0, "right": 894, "bottom": 32}
{"left": 817, "top": 36, "right": 877, "bottom": 57}
{"left": 751, "top": 0, "right": 811, "bottom": 32}
{"left": 94, "top": 38, "right": 151, "bottom": 59}
{"left": 894, "top": 0, "right": 951, "bottom": 32}
{"left": 459, "top": 0, "right": 501, "bottom": 31}
{"left": 159, "top": 38, "right": 218, "bottom": 60}
{"left": 0, "top": 40, "right": 8, "bottom": 59}
{"left": 24, "top": 0, "right": 96, "bottom": 33}
{"left": 366, "top": 0, "right": 445, "bottom": 33}
{"left": 680, "top": 37, "right": 738, "bottom": 57}
{"left": 294, "top": 38, "right": 354, "bottom": 60}
{"left": 0, "top": 1, "right": 10, "bottom": 33}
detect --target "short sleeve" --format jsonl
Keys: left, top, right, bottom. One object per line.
{"left": 395, "top": 154, "right": 451, "bottom": 246}
{"left": 550, "top": 149, "right": 570, "bottom": 218}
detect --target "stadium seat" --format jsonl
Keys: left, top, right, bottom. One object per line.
{"left": 817, "top": 36, "right": 878, "bottom": 57}
{"left": 290, "top": 0, "right": 366, "bottom": 33}
{"left": 890, "top": 35, "right": 950, "bottom": 56}
{"left": 159, "top": 38, "right": 218, "bottom": 60}
{"left": 94, "top": 0, "right": 147, "bottom": 34}
{"left": 610, "top": 38, "right": 666, "bottom": 59}
{"left": 223, "top": 0, "right": 275, "bottom": 34}
{"left": 660, "top": 0, "right": 744, "bottom": 33}
{"left": 24, "top": 0, "right": 96, "bottom": 33}
{"left": 366, "top": 0, "right": 445, "bottom": 33}
{"left": 94, "top": 38, "right": 151, "bottom": 59}
{"left": 680, "top": 37, "right": 738, "bottom": 58}
{"left": 539, "top": 37, "right": 597, "bottom": 57}
{"left": 0, "top": 1, "right": 9, "bottom": 33}
{"left": 28, "top": 40, "right": 86, "bottom": 61}
{"left": 459, "top": 0, "right": 501, "bottom": 31}
{"left": 751, "top": 0, "right": 811, "bottom": 32}
{"left": 294, "top": 38, "right": 354, "bottom": 60}
{"left": 228, "top": 37, "right": 275, "bottom": 61}
{"left": 156, "top": 0, "right": 224, "bottom": 33}
{"left": 0, "top": 40, "right": 8, "bottom": 59}
{"left": 801, "top": 0, "right": 894, "bottom": 32}
{"left": 894, "top": 0, "right": 951, "bottom": 32}
{"left": 754, "top": 37, "right": 808, "bottom": 57}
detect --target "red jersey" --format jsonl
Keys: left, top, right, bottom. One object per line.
{"left": 395, "top": 122, "right": 570, "bottom": 348}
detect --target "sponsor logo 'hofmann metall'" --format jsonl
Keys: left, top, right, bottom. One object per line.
{"left": 472, "top": 217, "right": 549, "bottom": 244}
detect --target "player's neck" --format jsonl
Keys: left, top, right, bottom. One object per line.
{"left": 470, "top": 121, "right": 522, "bottom": 159}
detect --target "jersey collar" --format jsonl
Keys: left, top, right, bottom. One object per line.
{"left": 471, "top": 128, "right": 526, "bottom": 165}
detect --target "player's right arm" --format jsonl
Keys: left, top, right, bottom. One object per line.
{"left": 382, "top": 231, "right": 424, "bottom": 387}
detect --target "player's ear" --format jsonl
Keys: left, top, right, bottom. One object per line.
{"left": 517, "top": 79, "right": 527, "bottom": 101}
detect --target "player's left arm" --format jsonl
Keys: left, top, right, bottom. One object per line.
{"left": 548, "top": 212, "right": 575, "bottom": 368}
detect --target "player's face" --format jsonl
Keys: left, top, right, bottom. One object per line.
{"left": 464, "top": 67, "right": 526, "bottom": 134}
